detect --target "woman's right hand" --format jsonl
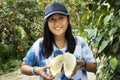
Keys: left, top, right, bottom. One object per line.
{"left": 35, "top": 66, "right": 54, "bottom": 80}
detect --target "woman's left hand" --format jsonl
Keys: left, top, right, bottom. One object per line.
{"left": 76, "top": 60, "right": 97, "bottom": 73}
{"left": 71, "top": 60, "right": 85, "bottom": 75}
{"left": 76, "top": 60, "right": 85, "bottom": 70}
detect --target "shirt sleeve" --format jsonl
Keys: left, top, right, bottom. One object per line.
{"left": 23, "top": 47, "right": 37, "bottom": 66}
{"left": 23, "top": 38, "right": 43, "bottom": 66}
{"left": 81, "top": 39, "right": 96, "bottom": 63}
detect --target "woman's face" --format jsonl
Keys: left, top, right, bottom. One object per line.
{"left": 48, "top": 13, "right": 68, "bottom": 37}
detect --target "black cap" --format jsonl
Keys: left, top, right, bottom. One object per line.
{"left": 44, "top": 2, "right": 69, "bottom": 19}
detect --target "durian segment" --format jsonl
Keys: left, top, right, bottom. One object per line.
{"left": 64, "top": 53, "right": 76, "bottom": 78}
{"left": 49, "top": 53, "right": 77, "bottom": 78}
{"left": 49, "top": 55, "right": 64, "bottom": 77}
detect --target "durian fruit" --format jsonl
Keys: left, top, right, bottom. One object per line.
{"left": 64, "top": 53, "right": 77, "bottom": 78}
{"left": 49, "top": 52, "right": 77, "bottom": 78}
{"left": 49, "top": 55, "right": 64, "bottom": 77}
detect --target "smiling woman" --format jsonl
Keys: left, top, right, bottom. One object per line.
{"left": 20, "top": 2, "right": 97, "bottom": 80}
{"left": 48, "top": 14, "right": 68, "bottom": 40}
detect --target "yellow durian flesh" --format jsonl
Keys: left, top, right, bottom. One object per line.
{"left": 49, "top": 55, "right": 64, "bottom": 77}
{"left": 49, "top": 53, "right": 77, "bottom": 78}
{"left": 64, "top": 53, "right": 77, "bottom": 78}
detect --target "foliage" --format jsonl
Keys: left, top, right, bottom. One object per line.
{"left": 0, "top": 0, "right": 44, "bottom": 74}
{"left": 0, "top": 59, "right": 22, "bottom": 75}
{"left": 83, "top": 0, "right": 120, "bottom": 80}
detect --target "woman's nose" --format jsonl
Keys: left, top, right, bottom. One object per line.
{"left": 54, "top": 19, "right": 61, "bottom": 25}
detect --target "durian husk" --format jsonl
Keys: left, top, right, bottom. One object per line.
{"left": 49, "top": 53, "right": 77, "bottom": 78}
{"left": 69, "top": 62, "right": 78, "bottom": 78}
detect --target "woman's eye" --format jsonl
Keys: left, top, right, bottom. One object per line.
{"left": 49, "top": 18, "right": 55, "bottom": 21}
{"left": 60, "top": 16, "right": 64, "bottom": 20}
{"left": 49, "top": 18, "right": 53, "bottom": 20}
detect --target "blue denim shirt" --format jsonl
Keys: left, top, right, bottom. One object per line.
{"left": 23, "top": 36, "right": 96, "bottom": 80}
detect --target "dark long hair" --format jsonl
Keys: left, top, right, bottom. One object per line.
{"left": 43, "top": 17, "right": 76, "bottom": 58}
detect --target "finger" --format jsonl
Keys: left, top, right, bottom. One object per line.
{"left": 44, "top": 75, "right": 54, "bottom": 80}
{"left": 41, "top": 71, "right": 54, "bottom": 80}
{"left": 77, "top": 60, "right": 83, "bottom": 64}
{"left": 41, "top": 72, "right": 49, "bottom": 79}
{"left": 48, "top": 74, "right": 54, "bottom": 79}
{"left": 43, "top": 66, "right": 50, "bottom": 69}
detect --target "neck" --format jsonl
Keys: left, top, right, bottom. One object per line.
{"left": 54, "top": 36, "right": 67, "bottom": 49}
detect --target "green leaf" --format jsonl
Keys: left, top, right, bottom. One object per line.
{"left": 109, "top": 27, "right": 117, "bottom": 36}
{"left": 119, "top": 10, "right": 120, "bottom": 16}
{"left": 17, "top": 25, "right": 28, "bottom": 39}
{"left": 115, "top": 19, "right": 120, "bottom": 27}
{"left": 81, "top": 14, "right": 88, "bottom": 21}
{"left": 112, "top": 40, "right": 119, "bottom": 53}
{"left": 93, "top": 35, "right": 103, "bottom": 48}
{"left": 97, "top": 13, "right": 104, "bottom": 26}
{"left": 99, "top": 40, "right": 110, "bottom": 52}
{"left": 116, "top": 60, "right": 120, "bottom": 73}
{"left": 104, "top": 13, "right": 113, "bottom": 25}
{"left": 1, "top": 32, "right": 7, "bottom": 40}
{"left": 109, "top": 57, "right": 118, "bottom": 70}
{"left": 112, "top": 17, "right": 120, "bottom": 27}
{"left": 84, "top": 28, "right": 97, "bottom": 39}
{"left": 114, "top": 0, "right": 120, "bottom": 6}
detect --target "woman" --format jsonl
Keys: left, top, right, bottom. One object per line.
{"left": 21, "top": 2, "right": 97, "bottom": 80}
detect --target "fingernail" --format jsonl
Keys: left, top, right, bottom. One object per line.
{"left": 46, "top": 68, "right": 50, "bottom": 74}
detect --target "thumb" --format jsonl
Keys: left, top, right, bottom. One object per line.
{"left": 44, "top": 66, "right": 50, "bottom": 69}
{"left": 77, "top": 60, "right": 83, "bottom": 64}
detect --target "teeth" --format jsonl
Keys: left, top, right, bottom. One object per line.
{"left": 55, "top": 27, "right": 61, "bottom": 30}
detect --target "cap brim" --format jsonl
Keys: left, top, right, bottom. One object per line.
{"left": 44, "top": 11, "right": 68, "bottom": 19}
